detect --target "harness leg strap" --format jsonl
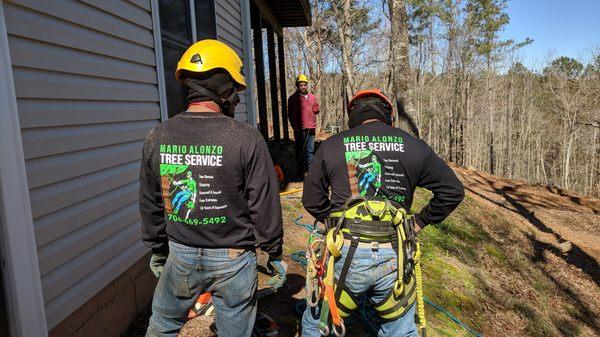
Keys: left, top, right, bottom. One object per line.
{"left": 334, "top": 238, "right": 359, "bottom": 318}
{"left": 334, "top": 238, "right": 358, "bottom": 300}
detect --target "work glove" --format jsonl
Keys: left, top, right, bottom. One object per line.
{"left": 149, "top": 253, "right": 168, "bottom": 279}
{"left": 266, "top": 255, "right": 288, "bottom": 291}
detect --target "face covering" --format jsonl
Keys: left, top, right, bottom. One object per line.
{"left": 348, "top": 98, "right": 392, "bottom": 129}
{"left": 184, "top": 72, "right": 239, "bottom": 117}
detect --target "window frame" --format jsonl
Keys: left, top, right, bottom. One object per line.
{"left": 155, "top": 0, "right": 217, "bottom": 120}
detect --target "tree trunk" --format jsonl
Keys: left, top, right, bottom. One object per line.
{"left": 564, "top": 123, "right": 577, "bottom": 189}
{"left": 506, "top": 75, "right": 514, "bottom": 177}
{"left": 590, "top": 127, "right": 598, "bottom": 194}
{"left": 463, "top": 73, "right": 471, "bottom": 166}
{"left": 487, "top": 64, "right": 495, "bottom": 174}
{"left": 306, "top": 0, "right": 325, "bottom": 129}
{"left": 334, "top": 0, "right": 356, "bottom": 98}
{"left": 388, "top": 0, "right": 418, "bottom": 137}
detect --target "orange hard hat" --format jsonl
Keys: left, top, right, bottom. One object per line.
{"left": 348, "top": 89, "right": 393, "bottom": 111}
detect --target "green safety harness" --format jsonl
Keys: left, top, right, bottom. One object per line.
{"left": 305, "top": 196, "right": 427, "bottom": 337}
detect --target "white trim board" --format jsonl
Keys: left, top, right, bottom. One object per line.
{"left": 151, "top": 0, "right": 169, "bottom": 122}
{"left": 0, "top": 1, "right": 49, "bottom": 336}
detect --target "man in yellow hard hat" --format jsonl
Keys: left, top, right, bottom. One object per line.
{"left": 140, "top": 39, "right": 286, "bottom": 337}
{"left": 288, "top": 74, "right": 320, "bottom": 176}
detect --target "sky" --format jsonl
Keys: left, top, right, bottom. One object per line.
{"left": 500, "top": 0, "right": 600, "bottom": 70}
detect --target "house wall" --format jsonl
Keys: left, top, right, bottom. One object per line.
{"left": 0, "top": 0, "right": 260, "bottom": 334}
{"left": 0, "top": 1, "right": 48, "bottom": 334}
{"left": 3, "top": 0, "right": 161, "bottom": 329}
{"left": 48, "top": 253, "right": 156, "bottom": 337}
{"left": 0, "top": 271, "right": 7, "bottom": 333}
{"left": 216, "top": 0, "right": 250, "bottom": 123}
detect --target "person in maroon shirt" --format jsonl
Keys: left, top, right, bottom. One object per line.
{"left": 288, "top": 74, "right": 320, "bottom": 176}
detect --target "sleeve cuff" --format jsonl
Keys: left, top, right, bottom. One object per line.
{"left": 260, "top": 235, "right": 283, "bottom": 257}
{"left": 414, "top": 214, "right": 428, "bottom": 229}
{"left": 151, "top": 245, "right": 169, "bottom": 256}
{"left": 267, "top": 245, "right": 283, "bottom": 258}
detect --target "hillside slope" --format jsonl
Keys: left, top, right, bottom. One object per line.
{"left": 417, "top": 166, "right": 600, "bottom": 337}
{"left": 175, "top": 166, "right": 600, "bottom": 337}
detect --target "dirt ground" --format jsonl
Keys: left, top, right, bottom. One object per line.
{"left": 455, "top": 165, "right": 600, "bottom": 285}
{"left": 452, "top": 166, "right": 600, "bottom": 337}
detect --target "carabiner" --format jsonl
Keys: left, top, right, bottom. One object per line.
{"left": 333, "top": 320, "right": 346, "bottom": 337}
{"left": 318, "top": 324, "right": 330, "bottom": 336}
{"left": 307, "top": 286, "right": 320, "bottom": 307}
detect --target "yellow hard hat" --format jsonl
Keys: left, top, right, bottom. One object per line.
{"left": 296, "top": 74, "right": 309, "bottom": 84}
{"left": 176, "top": 39, "right": 246, "bottom": 90}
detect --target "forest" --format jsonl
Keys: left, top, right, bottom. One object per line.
{"left": 279, "top": 0, "right": 600, "bottom": 197}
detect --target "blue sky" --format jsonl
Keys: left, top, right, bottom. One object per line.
{"left": 500, "top": 0, "right": 600, "bottom": 69}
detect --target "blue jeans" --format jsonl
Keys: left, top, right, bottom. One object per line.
{"left": 145, "top": 241, "right": 257, "bottom": 337}
{"left": 295, "top": 129, "right": 316, "bottom": 174}
{"left": 304, "top": 129, "right": 315, "bottom": 172}
{"left": 301, "top": 246, "right": 418, "bottom": 337}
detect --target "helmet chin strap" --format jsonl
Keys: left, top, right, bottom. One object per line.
{"left": 184, "top": 79, "right": 239, "bottom": 118}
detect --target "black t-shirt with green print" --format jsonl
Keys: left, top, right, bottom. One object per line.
{"left": 302, "top": 121, "right": 464, "bottom": 228}
{"left": 140, "top": 111, "right": 283, "bottom": 256}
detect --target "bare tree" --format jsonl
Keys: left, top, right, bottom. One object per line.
{"left": 332, "top": 0, "right": 357, "bottom": 99}
{"left": 280, "top": 0, "right": 599, "bottom": 197}
{"left": 387, "top": 0, "right": 419, "bottom": 137}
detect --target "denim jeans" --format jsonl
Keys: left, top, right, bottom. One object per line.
{"left": 145, "top": 241, "right": 257, "bottom": 337}
{"left": 295, "top": 128, "right": 316, "bottom": 174}
{"left": 304, "top": 129, "right": 315, "bottom": 172}
{"left": 301, "top": 246, "right": 418, "bottom": 337}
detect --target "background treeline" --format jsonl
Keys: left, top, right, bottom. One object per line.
{"left": 276, "top": 0, "right": 599, "bottom": 197}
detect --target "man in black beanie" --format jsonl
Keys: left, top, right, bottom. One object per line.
{"left": 140, "top": 39, "right": 286, "bottom": 337}
{"left": 301, "top": 89, "right": 464, "bottom": 337}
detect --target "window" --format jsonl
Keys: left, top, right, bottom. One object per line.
{"left": 159, "top": 0, "right": 216, "bottom": 118}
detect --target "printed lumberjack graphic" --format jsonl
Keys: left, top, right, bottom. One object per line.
{"left": 346, "top": 151, "right": 383, "bottom": 197}
{"left": 171, "top": 170, "right": 198, "bottom": 219}
{"left": 357, "top": 154, "right": 383, "bottom": 196}
{"left": 160, "top": 163, "right": 189, "bottom": 214}
{"left": 343, "top": 135, "right": 408, "bottom": 200}
{"left": 159, "top": 143, "right": 229, "bottom": 226}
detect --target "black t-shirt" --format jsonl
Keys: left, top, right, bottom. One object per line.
{"left": 302, "top": 121, "right": 464, "bottom": 227}
{"left": 140, "top": 111, "right": 283, "bottom": 255}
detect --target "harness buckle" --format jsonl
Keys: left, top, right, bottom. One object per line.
{"left": 371, "top": 241, "right": 379, "bottom": 251}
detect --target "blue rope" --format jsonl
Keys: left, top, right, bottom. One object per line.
{"left": 423, "top": 297, "right": 483, "bottom": 337}
{"left": 293, "top": 215, "right": 317, "bottom": 232}
{"left": 289, "top": 250, "right": 307, "bottom": 268}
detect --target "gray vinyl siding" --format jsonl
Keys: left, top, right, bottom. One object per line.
{"left": 215, "top": 0, "right": 248, "bottom": 123}
{"left": 4, "top": 0, "right": 159, "bottom": 329}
